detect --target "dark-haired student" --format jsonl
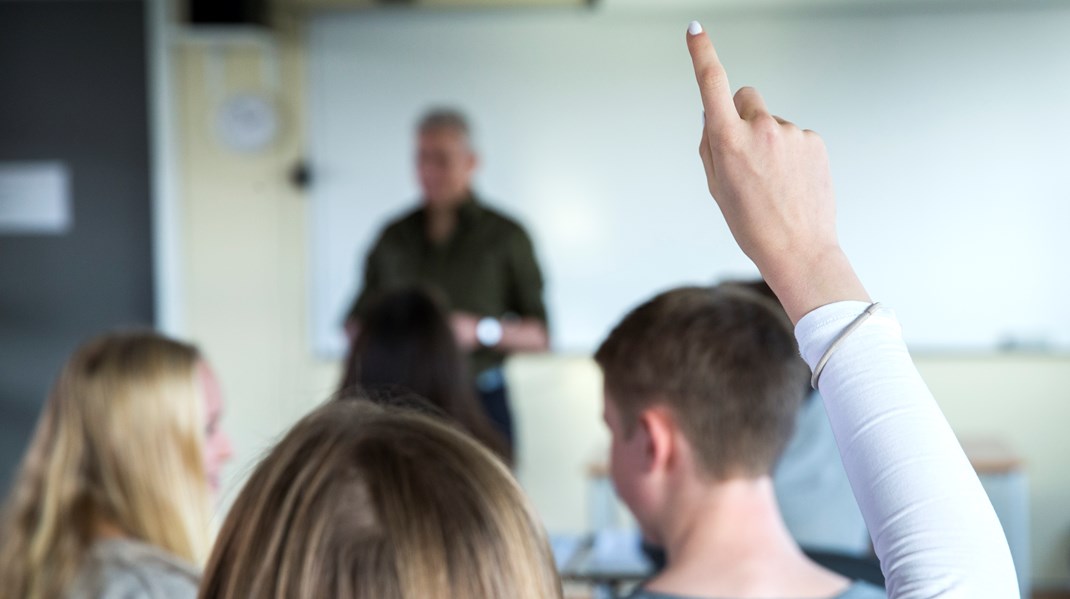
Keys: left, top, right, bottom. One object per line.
{"left": 339, "top": 286, "right": 512, "bottom": 465}
{"left": 592, "top": 21, "right": 1017, "bottom": 599}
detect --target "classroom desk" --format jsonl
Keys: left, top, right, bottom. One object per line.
{"left": 555, "top": 529, "right": 651, "bottom": 599}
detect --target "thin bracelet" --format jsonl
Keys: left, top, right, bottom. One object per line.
{"left": 810, "top": 302, "right": 882, "bottom": 390}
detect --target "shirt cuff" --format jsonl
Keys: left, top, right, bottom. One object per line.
{"left": 794, "top": 301, "right": 903, "bottom": 371}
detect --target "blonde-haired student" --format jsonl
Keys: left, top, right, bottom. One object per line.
{"left": 199, "top": 397, "right": 561, "bottom": 599}
{"left": 0, "top": 332, "right": 232, "bottom": 599}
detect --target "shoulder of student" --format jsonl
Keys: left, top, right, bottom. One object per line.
{"left": 839, "top": 581, "right": 888, "bottom": 599}
{"left": 620, "top": 589, "right": 687, "bottom": 599}
{"left": 70, "top": 539, "right": 200, "bottom": 599}
{"left": 623, "top": 581, "right": 885, "bottom": 599}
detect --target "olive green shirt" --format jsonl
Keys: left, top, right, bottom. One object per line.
{"left": 351, "top": 196, "right": 547, "bottom": 376}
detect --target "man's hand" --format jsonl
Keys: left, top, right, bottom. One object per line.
{"left": 686, "top": 22, "right": 869, "bottom": 324}
{"left": 450, "top": 312, "right": 481, "bottom": 351}
{"left": 451, "top": 312, "right": 549, "bottom": 354}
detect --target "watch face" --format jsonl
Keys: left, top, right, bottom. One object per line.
{"left": 216, "top": 93, "right": 279, "bottom": 152}
{"left": 477, "top": 317, "right": 503, "bottom": 347}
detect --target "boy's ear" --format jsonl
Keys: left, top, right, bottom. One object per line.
{"left": 637, "top": 405, "right": 677, "bottom": 474}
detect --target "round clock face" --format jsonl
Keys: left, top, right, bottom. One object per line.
{"left": 216, "top": 93, "right": 279, "bottom": 152}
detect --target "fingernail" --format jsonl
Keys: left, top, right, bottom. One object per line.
{"left": 688, "top": 21, "right": 703, "bottom": 36}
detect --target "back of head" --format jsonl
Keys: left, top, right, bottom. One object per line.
{"left": 0, "top": 332, "right": 211, "bottom": 599}
{"left": 595, "top": 285, "right": 808, "bottom": 480}
{"left": 199, "top": 399, "right": 560, "bottom": 599}
{"left": 341, "top": 287, "right": 463, "bottom": 402}
{"left": 417, "top": 107, "right": 471, "bottom": 142}
{"left": 340, "top": 287, "right": 511, "bottom": 463}
{"left": 721, "top": 278, "right": 813, "bottom": 398}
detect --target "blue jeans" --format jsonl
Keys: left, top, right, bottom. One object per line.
{"left": 476, "top": 367, "right": 514, "bottom": 449}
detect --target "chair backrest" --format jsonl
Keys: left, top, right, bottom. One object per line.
{"left": 803, "top": 548, "right": 886, "bottom": 588}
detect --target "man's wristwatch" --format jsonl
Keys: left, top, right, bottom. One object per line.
{"left": 476, "top": 317, "right": 504, "bottom": 347}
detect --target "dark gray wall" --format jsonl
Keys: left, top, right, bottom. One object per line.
{"left": 0, "top": 1, "right": 155, "bottom": 490}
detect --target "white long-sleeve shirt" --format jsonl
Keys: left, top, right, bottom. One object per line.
{"left": 796, "top": 302, "right": 1019, "bottom": 599}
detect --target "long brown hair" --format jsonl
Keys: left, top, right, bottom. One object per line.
{"left": 340, "top": 286, "right": 512, "bottom": 463}
{"left": 0, "top": 332, "right": 212, "bottom": 599}
{"left": 199, "top": 398, "right": 561, "bottom": 599}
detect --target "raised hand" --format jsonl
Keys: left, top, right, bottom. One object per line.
{"left": 686, "top": 21, "right": 869, "bottom": 323}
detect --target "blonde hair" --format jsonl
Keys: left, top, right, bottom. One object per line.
{"left": 200, "top": 398, "right": 562, "bottom": 599}
{"left": 0, "top": 332, "right": 213, "bottom": 599}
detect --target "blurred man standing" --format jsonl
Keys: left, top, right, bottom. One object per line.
{"left": 347, "top": 109, "right": 549, "bottom": 450}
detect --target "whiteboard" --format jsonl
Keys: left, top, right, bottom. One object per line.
{"left": 308, "top": 5, "right": 1070, "bottom": 357}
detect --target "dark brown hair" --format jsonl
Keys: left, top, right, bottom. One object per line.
{"left": 198, "top": 399, "right": 561, "bottom": 599}
{"left": 339, "top": 287, "right": 512, "bottom": 464}
{"left": 594, "top": 285, "right": 808, "bottom": 479}
{"left": 722, "top": 278, "right": 813, "bottom": 398}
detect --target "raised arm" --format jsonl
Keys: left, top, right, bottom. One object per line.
{"left": 686, "top": 23, "right": 868, "bottom": 325}
{"left": 684, "top": 21, "right": 1018, "bottom": 598}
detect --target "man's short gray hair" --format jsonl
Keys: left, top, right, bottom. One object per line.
{"left": 417, "top": 108, "right": 472, "bottom": 140}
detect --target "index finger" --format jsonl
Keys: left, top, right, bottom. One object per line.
{"left": 686, "top": 22, "right": 739, "bottom": 135}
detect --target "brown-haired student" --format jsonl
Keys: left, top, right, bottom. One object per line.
{"left": 587, "top": 21, "right": 1018, "bottom": 599}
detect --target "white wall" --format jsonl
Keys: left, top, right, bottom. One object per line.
{"left": 917, "top": 354, "right": 1070, "bottom": 589}
{"left": 307, "top": 5, "right": 1070, "bottom": 357}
